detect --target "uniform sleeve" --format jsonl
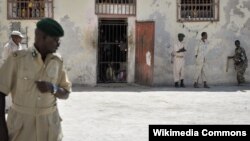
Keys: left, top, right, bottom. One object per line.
{"left": 58, "top": 64, "right": 72, "bottom": 93}
{"left": 0, "top": 55, "right": 17, "bottom": 95}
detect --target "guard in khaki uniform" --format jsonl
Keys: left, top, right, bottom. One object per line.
{"left": 0, "top": 18, "right": 71, "bottom": 141}
{"left": 171, "top": 33, "right": 186, "bottom": 88}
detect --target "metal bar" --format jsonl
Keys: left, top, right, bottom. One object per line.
{"left": 98, "top": 19, "right": 128, "bottom": 83}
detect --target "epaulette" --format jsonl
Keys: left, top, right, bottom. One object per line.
{"left": 52, "top": 53, "right": 63, "bottom": 62}
{"left": 12, "top": 50, "right": 29, "bottom": 58}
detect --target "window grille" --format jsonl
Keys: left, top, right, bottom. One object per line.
{"left": 95, "top": 0, "right": 136, "bottom": 16}
{"left": 177, "top": 0, "right": 219, "bottom": 22}
{"left": 7, "top": 0, "right": 53, "bottom": 19}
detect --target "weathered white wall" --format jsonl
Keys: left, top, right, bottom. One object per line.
{"left": 53, "top": 0, "right": 97, "bottom": 85}
{"left": 137, "top": 0, "right": 250, "bottom": 86}
{"left": 0, "top": 0, "right": 249, "bottom": 86}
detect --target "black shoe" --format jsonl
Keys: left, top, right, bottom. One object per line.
{"left": 175, "top": 82, "right": 179, "bottom": 88}
{"left": 204, "top": 81, "right": 210, "bottom": 88}
{"left": 194, "top": 82, "right": 199, "bottom": 88}
{"left": 180, "top": 79, "right": 185, "bottom": 88}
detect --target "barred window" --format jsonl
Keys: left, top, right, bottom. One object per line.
{"left": 7, "top": 0, "right": 53, "bottom": 20}
{"left": 95, "top": 0, "right": 136, "bottom": 16}
{"left": 177, "top": 0, "right": 219, "bottom": 22}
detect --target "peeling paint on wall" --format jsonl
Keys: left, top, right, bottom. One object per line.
{"left": 83, "top": 26, "right": 97, "bottom": 49}
{"left": 151, "top": 0, "right": 158, "bottom": 6}
{"left": 233, "top": 8, "right": 245, "bottom": 18}
{"left": 149, "top": 11, "right": 172, "bottom": 85}
{"left": 59, "top": 15, "right": 95, "bottom": 85}
{"left": 243, "top": 1, "right": 250, "bottom": 11}
{"left": 128, "top": 29, "right": 134, "bottom": 47}
{"left": 223, "top": 1, "right": 238, "bottom": 27}
{"left": 241, "top": 18, "right": 250, "bottom": 35}
{"left": 165, "top": 1, "right": 172, "bottom": 8}
{"left": 151, "top": 0, "right": 171, "bottom": 8}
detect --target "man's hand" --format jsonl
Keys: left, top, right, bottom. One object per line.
{"left": 228, "top": 56, "right": 234, "bottom": 59}
{"left": 35, "top": 81, "right": 52, "bottom": 93}
{"left": 177, "top": 48, "right": 186, "bottom": 53}
{"left": 195, "top": 55, "right": 198, "bottom": 58}
{"left": 182, "top": 47, "right": 187, "bottom": 52}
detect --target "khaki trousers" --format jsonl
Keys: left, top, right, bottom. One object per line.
{"left": 7, "top": 104, "right": 63, "bottom": 141}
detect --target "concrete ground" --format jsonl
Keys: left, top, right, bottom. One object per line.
{"left": 58, "top": 84, "right": 250, "bottom": 141}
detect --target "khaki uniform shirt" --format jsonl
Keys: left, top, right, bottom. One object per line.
{"left": 0, "top": 47, "right": 71, "bottom": 141}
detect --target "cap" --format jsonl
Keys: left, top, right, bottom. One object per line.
{"left": 11, "top": 30, "right": 24, "bottom": 38}
{"left": 36, "top": 18, "right": 64, "bottom": 37}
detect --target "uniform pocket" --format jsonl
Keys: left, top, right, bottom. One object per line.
{"left": 47, "top": 111, "right": 63, "bottom": 141}
{"left": 7, "top": 109, "right": 24, "bottom": 140}
{"left": 17, "top": 70, "right": 36, "bottom": 92}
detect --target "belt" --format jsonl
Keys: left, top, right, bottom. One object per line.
{"left": 11, "top": 103, "right": 57, "bottom": 116}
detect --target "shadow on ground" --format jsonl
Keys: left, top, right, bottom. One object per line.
{"left": 72, "top": 83, "right": 250, "bottom": 93}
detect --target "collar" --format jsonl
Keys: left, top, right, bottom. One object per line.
{"left": 31, "top": 47, "right": 40, "bottom": 58}
{"left": 31, "top": 46, "right": 57, "bottom": 64}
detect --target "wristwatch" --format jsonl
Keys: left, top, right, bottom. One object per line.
{"left": 51, "top": 84, "right": 58, "bottom": 95}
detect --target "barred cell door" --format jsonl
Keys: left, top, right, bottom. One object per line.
{"left": 135, "top": 21, "right": 155, "bottom": 86}
{"left": 97, "top": 19, "right": 128, "bottom": 83}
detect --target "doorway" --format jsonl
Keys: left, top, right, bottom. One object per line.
{"left": 97, "top": 19, "right": 128, "bottom": 83}
{"left": 135, "top": 21, "right": 155, "bottom": 86}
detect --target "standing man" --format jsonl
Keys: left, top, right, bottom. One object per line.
{"left": 193, "top": 32, "right": 210, "bottom": 88}
{"left": 0, "top": 18, "right": 71, "bottom": 141}
{"left": 228, "top": 40, "right": 248, "bottom": 85}
{"left": 2, "top": 31, "right": 24, "bottom": 113}
{"left": 2, "top": 30, "right": 24, "bottom": 61}
{"left": 171, "top": 33, "right": 186, "bottom": 87}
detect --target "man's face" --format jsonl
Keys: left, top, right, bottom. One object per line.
{"left": 202, "top": 34, "right": 208, "bottom": 40}
{"left": 43, "top": 35, "right": 60, "bottom": 54}
{"left": 12, "top": 35, "right": 22, "bottom": 45}
{"left": 235, "top": 41, "right": 240, "bottom": 47}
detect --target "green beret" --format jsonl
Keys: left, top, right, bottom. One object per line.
{"left": 36, "top": 18, "right": 64, "bottom": 37}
